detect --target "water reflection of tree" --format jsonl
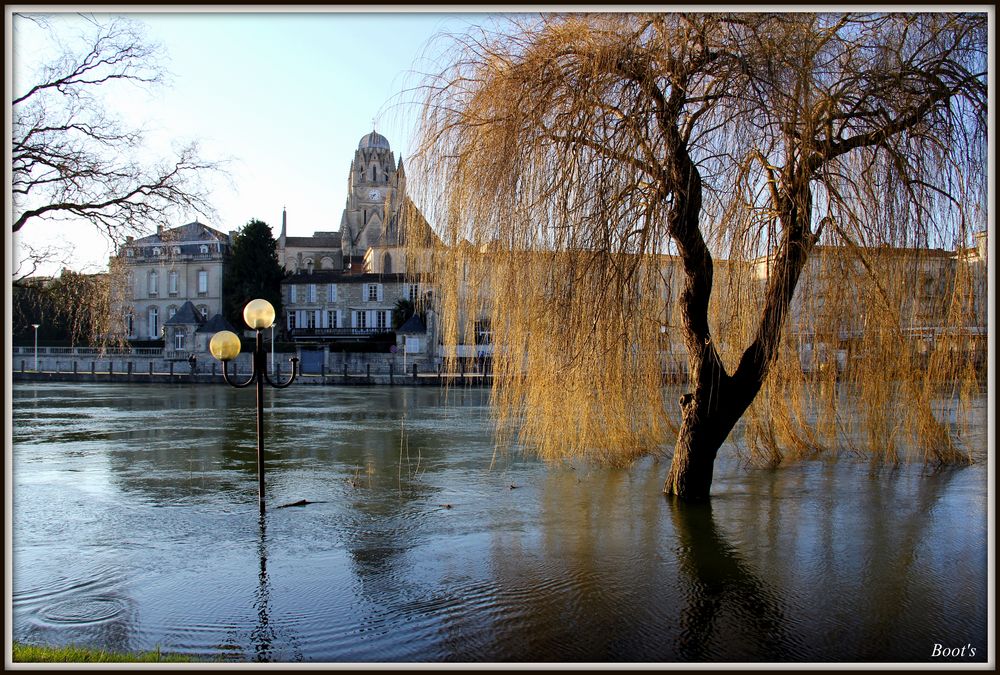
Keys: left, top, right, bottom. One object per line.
{"left": 668, "top": 499, "right": 796, "bottom": 661}
{"left": 704, "top": 458, "right": 985, "bottom": 661}
{"left": 810, "top": 464, "right": 982, "bottom": 661}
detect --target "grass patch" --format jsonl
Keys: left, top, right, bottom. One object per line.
{"left": 13, "top": 642, "right": 194, "bottom": 663}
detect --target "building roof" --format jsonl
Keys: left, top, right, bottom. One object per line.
{"left": 196, "top": 313, "right": 238, "bottom": 334}
{"left": 397, "top": 314, "right": 426, "bottom": 334}
{"left": 164, "top": 301, "right": 205, "bottom": 326}
{"left": 284, "top": 232, "right": 341, "bottom": 248}
{"left": 132, "top": 221, "right": 229, "bottom": 245}
{"left": 358, "top": 131, "right": 390, "bottom": 150}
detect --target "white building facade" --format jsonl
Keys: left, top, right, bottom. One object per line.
{"left": 115, "top": 221, "right": 231, "bottom": 348}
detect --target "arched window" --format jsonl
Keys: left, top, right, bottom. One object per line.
{"left": 153, "top": 247, "right": 161, "bottom": 256}
{"left": 371, "top": 165, "right": 377, "bottom": 181}
{"left": 172, "top": 246, "right": 181, "bottom": 255}
{"left": 383, "top": 252, "right": 393, "bottom": 274}
{"left": 320, "top": 256, "right": 334, "bottom": 270}
{"left": 200, "top": 244, "right": 209, "bottom": 254}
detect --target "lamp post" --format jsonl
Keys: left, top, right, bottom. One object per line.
{"left": 32, "top": 324, "right": 40, "bottom": 372}
{"left": 210, "top": 299, "right": 298, "bottom": 514}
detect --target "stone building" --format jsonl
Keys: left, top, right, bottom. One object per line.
{"left": 276, "top": 130, "right": 432, "bottom": 275}
{"left": 278, "top": 131, "right": 438, "bottom": 369}
{"left": 115, "top": 221, "right": 232, "bottom": 344}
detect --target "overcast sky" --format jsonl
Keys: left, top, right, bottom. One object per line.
{"left": 9, "top": 8, "right": 497, "bottom": 276}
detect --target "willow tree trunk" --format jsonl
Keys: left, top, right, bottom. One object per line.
{"left": 662, "top": 159, "right": 816, "bottom": 500}
{"left": 663, "top": 384, "right": 756, "bottom": 500}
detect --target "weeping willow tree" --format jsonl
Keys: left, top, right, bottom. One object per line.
{"left": 407, "top": 13, "right": 988, "bottom": 500}
{"left": 12, "top": 259, "right": 132, "bottom": 351}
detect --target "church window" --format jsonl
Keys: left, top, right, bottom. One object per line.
{"left": 383, "top": 252, "right": 393, "bottom": 274}
{"left": 371, "top": 165, "right": 377, "bottom": 181}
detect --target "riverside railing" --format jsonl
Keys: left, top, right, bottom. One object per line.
{"left": 13, "top": 346, "right": 164, "bottom": 357}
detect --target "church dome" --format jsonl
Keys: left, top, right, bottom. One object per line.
{"left": 358, "top": 131, "right": 390, "bottom": 150}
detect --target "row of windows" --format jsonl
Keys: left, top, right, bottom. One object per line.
{"left": 287, "top": 283, "right": 419, "bottom": 304}
{"left": 147, "top": 270, "right": 209, "bottom": 297}
{"left": 286, "top": 309, "right": 391, "bottom": 331}
{"left": 126, "top": 244, "right": 214, "bottom": 257}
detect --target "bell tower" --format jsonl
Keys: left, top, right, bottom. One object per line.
{"left": 341, "top": 130, "right": 399, "bottom": 261}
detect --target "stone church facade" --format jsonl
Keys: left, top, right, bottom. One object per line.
{"left": 278, "top": 131, "right": 437, "bottom": 366}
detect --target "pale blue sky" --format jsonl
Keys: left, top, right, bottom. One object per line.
{"left": 10, "top": 9, "right": 499, "bottom": 275}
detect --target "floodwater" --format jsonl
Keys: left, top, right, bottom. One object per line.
{"left": 10, "top": 382, "right": 990, "bottom": 663}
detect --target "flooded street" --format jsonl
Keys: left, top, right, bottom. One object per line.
{"left": 10, "top": 382, "right": 989, "bottom": 663}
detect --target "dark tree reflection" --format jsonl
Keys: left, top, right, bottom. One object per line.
{"left": 668, "top": 497, "right": 800, "bottom": 661}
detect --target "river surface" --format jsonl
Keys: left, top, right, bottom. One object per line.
{"left": 10, "top": 382, "right": 990, "bottom": 663}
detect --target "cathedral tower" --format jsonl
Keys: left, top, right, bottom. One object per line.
{"left": 339, "top": 131, "right": 400, "bottom": 263}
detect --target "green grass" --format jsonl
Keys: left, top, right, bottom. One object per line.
{"left": 12, "top": 642, "right": 195, "bottom": 663}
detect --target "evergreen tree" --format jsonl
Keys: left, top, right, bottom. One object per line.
{"left": 223, "top": 219, "right": 284, "bottom": 331}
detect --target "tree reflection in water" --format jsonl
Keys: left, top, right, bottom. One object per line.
{"left": 668, "top": 497, "right": 800, "bottom": 661}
